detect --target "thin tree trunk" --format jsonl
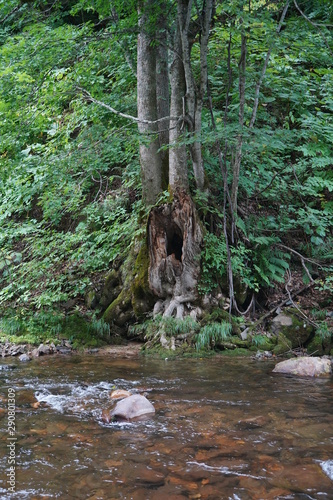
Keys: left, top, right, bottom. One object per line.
{"left": 169, "top": 22, "right": 188, "bottom": 192}
{"left": 177, "top": 0, "right": 213, "bottom": 191}
{"left": 231, "top": 31, "right": 247, "bottom": 215}
{"left": 156, "top": 9, "right": 170, "bottom": 188}
{"left": 190, "top": 0, "right": 213, "bottom": 190}
{"left": 137, "top": 0, "right": 162, "bottom": 205}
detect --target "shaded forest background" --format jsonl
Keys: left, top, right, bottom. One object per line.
{"left": 0, "top": 0, "right": 332, "bottom": 351}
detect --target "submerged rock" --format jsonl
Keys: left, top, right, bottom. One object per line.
{"left": 110, "top": 394, "right": 155, "bottom": 422}
{"left": 19, "top": 353, "right": 31, "bottom": 362}
{"left": 273, "top": 357, "right": 332, "bottom": 377}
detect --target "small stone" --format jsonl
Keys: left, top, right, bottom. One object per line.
{"left": 19, "top": 353, "right": 31, "bottom": 362}
{"left": 110, "top": 389, "right": 131, "bottom": 400}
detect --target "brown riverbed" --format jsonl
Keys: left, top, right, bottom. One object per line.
{"left": 0, "top": 352, "right": 332, "bottom": 499}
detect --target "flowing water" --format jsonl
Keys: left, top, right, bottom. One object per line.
{"left": 0, "top": 353, "right": 332, "bottom": 499}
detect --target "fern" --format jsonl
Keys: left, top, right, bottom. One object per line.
{"left": 195, "top": 322, "right": 232, "bottom": 350}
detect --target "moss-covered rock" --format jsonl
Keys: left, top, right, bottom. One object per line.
{"left": 270, "top": 308, "right": 314, "bottom": 348}
{"left": 103, "top": 288, "right": 134, "bottom": 327}
{"left": 99, "top": 269, "right": 121, "bottom": 308}
{"left": 272, "top": 333, "right": 292, "bottom": 355}
{"left": 85, "top": 290, "right": 99, "bottom": 309}
{"left": 131, "top": 242, "right": 155, "bottom": 319}
{"left": 201, "top": 309, "right": 241, "bottom": 336}
{"left": 307, "top": 333, "right": 333, "bottom": 356}
{"left": 103, "top": 239, "right": 155, "bottom": 333}
{"left": 250, "top": 335, "right": 276, "bottom": 352}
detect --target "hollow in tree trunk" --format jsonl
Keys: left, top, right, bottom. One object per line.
{"left": 147, "top": 190, "right": 203, "bottom": 319}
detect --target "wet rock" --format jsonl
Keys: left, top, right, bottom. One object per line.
{"left": 56, "top": 346, "right": 72, "bottom": 355}
{"left": 110, "top": 389, "right": 132, "bottom": 400}
{"left": 8, "top": 344, "right": 26, "bottom": 356}
{"left": 320, "top": 459, "right": 333, "bottom": 481}
{"left": 255, "top": 350, "right": 273, "bottom": 359}
{"left": 110, "top": 394, "right": 155, "bottom": 421}
{"left": 101, "top": 408, "right": 112, "bottom": 423}
{"left": 37, "top": 343, "right": 52, "bottom": 355}
{"left": 19, "top": 353, "right": 31, "bottom": 362}
{"left": 237, "top": 415, "right": 269, "bottom": 429}
{"left": 135, "top": 466, "right": 165, "bottom": 486}
{"left": 273, "top": 357, "right": 332, "bottom": 377}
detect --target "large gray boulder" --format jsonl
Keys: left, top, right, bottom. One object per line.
{"left": 110, "top": 394, "right": 155, "bottom": 421}
{"left": 273, "top": 357, "right": 332, "bottom": 377}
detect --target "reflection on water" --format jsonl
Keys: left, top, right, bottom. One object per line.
{"left": 0, "top": 354, "right": 332, "bottom": 499}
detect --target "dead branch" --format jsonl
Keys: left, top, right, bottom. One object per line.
{"left": 76, "top": 87, "right": 179, "bottom": 125}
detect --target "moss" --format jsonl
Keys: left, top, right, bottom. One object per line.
{"left": 220, "top": 348, "right": 252, "bottom": 357}
{"left": 250, "top": 336, "right": 276, "bottom": 351}
{"left": 273, "top": 333, "right": 292, "bottom": 355}
{"left": 202, "top": 309, "right": 241, "bottom": 336}
{"left": 141, "top": 344, "right": 216, "bottom": 359}
{"left": 85, "top": 290, "right": 98, "bottom": 309}
{"left": 307, "top": 333, "right": 332, "bottom": 356}
{"left": 99, "top": 269, "right": 121, "bottom": 308}
{"left": 131, "top": 241, "right": 154, "bottom": 319}
{"left": 272, "top": 308, "right": 314, "bottom": 348}
{"left": 103, "top": 287, "right": 133, "bottom": 326}
{"left": 307, "top": 334, "right": 324, "bottom": 356}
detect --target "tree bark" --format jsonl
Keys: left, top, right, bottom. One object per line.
{"left": 137, "top": 0, "right": 162, "bottom": 205}
{"left": 147, "top": 190, "right": 203, "bottom": 318}
{"left": 169, "top": 21, "right": 188, "bottom": 193}
{"left": 156, "top": 9, "right": 170, "bottom": 188}
{"left": 177, "top": 0, "right": 213, "bottom": 191}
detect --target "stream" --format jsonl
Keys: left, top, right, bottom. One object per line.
{"left": 0, "top": 353, "right": 332, "bottom": 499}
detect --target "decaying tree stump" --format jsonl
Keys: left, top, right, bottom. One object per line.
{"left": 147, "top": 190, "right": 203, "bottom": 319}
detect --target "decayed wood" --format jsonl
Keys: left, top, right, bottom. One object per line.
{"left": 147, "top": 190, "right": 202, "bottom": 318}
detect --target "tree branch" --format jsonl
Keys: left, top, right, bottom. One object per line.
{"left": 0, "top": 6, "right": 20, "bottom": 24}
{"left": 76, "top": 87, "right": 179, "bottom": 126}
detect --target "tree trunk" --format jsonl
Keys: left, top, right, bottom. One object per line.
{"left": 169, "top": 21, "right": 188, "bottom": 193}
{"left": 147, "top": 190, "right": 202, "bottom": 318}
{"left": 231, "top": 31, "right": 247, "bottom": 215}
{"left": 156, "top": 9, "right": 170, "bottom": 188}
{"left": 137, "top": 0, "right": 162, "bottom": 205}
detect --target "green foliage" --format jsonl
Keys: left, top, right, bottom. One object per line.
{"left": 195, "top": 322, "right": 232, "bottom": 351}
{"left": 131, "top": 315, "right": 200, "bottom": 341}
{"left": 315, "top": 322, "right": 332, "bottom": 342}
{"left": 0, "top": 0, "right": 332, "bottom": 343}
{"left": 0, "top": 2, "right": 141, "bottom": 321}
{"left": 199, "top": 231, "right": 290, "bottom": 295}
